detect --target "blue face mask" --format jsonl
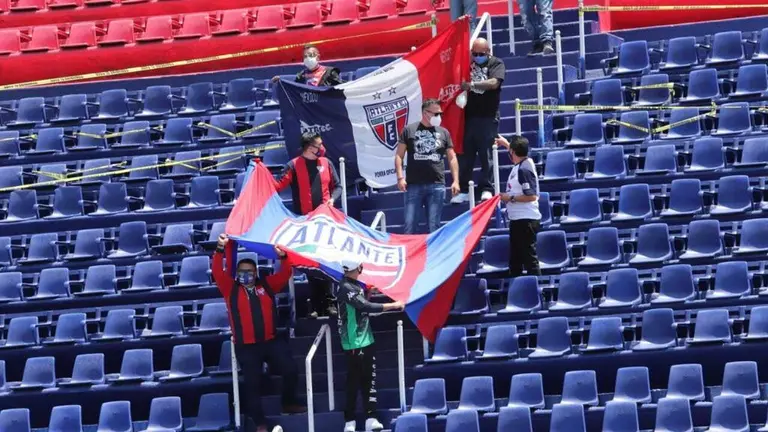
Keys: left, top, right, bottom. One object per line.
{"left": 237, "top": 272, "right": 255, "bottom": 286}
{"left": 473, "top": 55, "right": 489, "bottom": 65}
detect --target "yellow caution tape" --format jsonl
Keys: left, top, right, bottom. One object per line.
{"left": 517, "top": 102, "right": 739, "bottom": 112}
{"left": 629, "top": 83, "right": 675, "bottom": 91}
{"left": 606, "top": 118, "right": 650, "bottom": 134}
{"left": 0, "top": 21, "right": 432, "bottom": 91}
{"left": 581, "top": 4, "right": 768, "bottom": 12}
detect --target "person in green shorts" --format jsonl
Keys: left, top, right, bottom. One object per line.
{"left": 337, "top": 258, "right": 404, "bottom": 432}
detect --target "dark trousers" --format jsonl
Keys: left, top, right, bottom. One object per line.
{"left": 508, "top": 219, "right": 541, "bottom": 277}
{"left": 309, "top": 275, "right": 333, "bottom": 315}
{"left": 344, "top": 345, "right": 378, "bottom": 422}
{"left": 235, "top": 338, "right": 299, "bottom": 427}
{"left": 459, "top": 116, "right": 498, "bottom": 194}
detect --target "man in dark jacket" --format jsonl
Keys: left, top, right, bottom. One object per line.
{"left": 275, "top": 132, "right": 343, "bottom": 318}
{"left": 213, "top": 234, "right": 306, "bottom": 432}
{"left": 272, "top": 44, "right": 343, "bottom": 87}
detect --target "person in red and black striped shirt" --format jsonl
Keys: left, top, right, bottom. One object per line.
{"left": 213, "top": 234, "right": 306, "bottom": 432}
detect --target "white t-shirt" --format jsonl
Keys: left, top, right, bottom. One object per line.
{"left": 505, "top": 158, "right": 541, "bottom": 221}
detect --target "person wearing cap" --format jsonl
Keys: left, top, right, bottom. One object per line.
{"left": 275, "top": 131, "right": 342, "bottom": 318}
{"left": 271, "top": 44, "right": 343, "bottom": 87}
{"left": 213, "top": 234, "right": 306, "bottom": 432}
{"left": 337, "top": 258, "right": 404, "bottom": 432}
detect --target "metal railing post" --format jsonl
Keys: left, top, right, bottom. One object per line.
{"left": 514, "top": 98, "right": 522, "bottom": 136}
{"left": 339, "top": 157, "right": 348, "bottom": 215}
{"left": 230, "top": 337, "right": 241, "bottom": 431}
{"left": 536, "top": 68, "right": 545, "bottom": 148}
{"left": 288, "top": 273, "right": 296, "bottom": 338}
{"left": 370, "top": 211, "right": 388, "bottom": 233}
{"left": 468, "top": 180, "right": 476, "bottom": 209}
{"left": 324, "top": 325, "right": 335, "bottom": 412}
{"left": 306, "top": 324, "right": 334, "bottom": 432}
{"left": 422, "top": 337, "right": 429, "bottom": 360}
{"left": 507, "top": 0, "right": 514, "bottom": 56}
{"left": 555, "top": 30, "right": 564, "bottom": 104}
{"left": 578, "top": 0, "right": 586, "bottom": 78}
{"left": 470, "top": 13, "right": 492, "bottom": 55}
{"left": 486, "top": 12, "right": 494, "bottom": 56}
{"left": 397, "top": 320, "right": 406, "bottom": 413}
{"left": 431, "top": 13, "right": 437, "bottom": 38}
{"left": 493, "top": 144, "right": 501, "bottom": 196}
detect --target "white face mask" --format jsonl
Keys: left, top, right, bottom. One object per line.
{"left": 304, "top": 56, "right": 319, "bottom": 70}
{"left": 429, "top": 114, "right": 442, "bottom": 128}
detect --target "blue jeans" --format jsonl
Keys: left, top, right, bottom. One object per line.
{"left": 450, "top": 0, "right": 478, "bottom": 34}
{"left": 460, "top": 116, "right": 498, "bottom": 194}
{"left": 404, "top": 184, "right": 446, "bottom": 234}
{"left": 518, "top": 0, "right": 554, "bottom": 43}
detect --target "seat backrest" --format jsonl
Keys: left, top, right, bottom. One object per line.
{"left": 71, "top": 352, "right": 104, "bottom": 382}
{"left": 659, "top": 264, "right": 694, "bottom": 299}
{"left": 717, "top": 175, "right": 751, "bottom": 209}
{"left": 655, "top": 397, "right": 693, "bottom": 431}
{"left": 544, "top": 150, "right": 575, "bottom": 179}
{"left": 686, "top": 219, "right": 722, "bottom": 254}
{"left": 614, "top": 366, "right": 651, "bottom": 403}
{"left": 561, "top": 370, "right": 598, "bottom": 405}
{"left": 605, "top": 268, "right": 641, "bottom": 304}
{"left": 432, "top": 326, "right": 466, "bottom": 359}
{"left": 103, "top": 309, "right": 136, "bottom": 339}
{"left": 132, "top": 260, "right": 164, "bottom": 290}
{"left": 736, "top": 63, "right": 768, "bottom": 92}
{"left": 98, "top": 182, "right": 128, "bottom": 213}
{"left": 617, "top": 40, "right": 649, "bottom": 73}
{"left": 722, "top": 361, "right": 759, "bottom": 399}
{"left": 394, "top": 413, "right": 428, "bottom": 432}
{"left": 636, "top": 223, "right": 671, "bottom": 258}
{"left": 445, "top": 409, "right": 479, "bottom": 432}
{"left": 35, "top": 127, "right": 65, "bottom": 152}
{"left": 48, "top": 405, "right": 82, "bottom": 432}
{"left": 637, "top": 73, "right": 670, "bottom": 104}
{"left": 591, "top": 79, "right": 623, "bottom": 106}
{"left": 567, "top": 188, "right": 601, "bottom": 220}
{"left": 687, "top": 68, "right": 720, "bottom": 98}
{"left": 120, "top": 349, "right": 153, "bottom": 378}
{"left": 147, "top": 396, "right": 183, "bottom": 429}
{"left": 602, "top": 400, "right": 639, "bottom": 432}
{"left": 665, "top": 36, "right": 698, "bottom": 67}
{"left": 741, "top": 136, "right": 768, "bottom": 163}
{"left": 509, "top": 373, "right": 544, "bottom": 408}
{"left": 711, "top": 30, "right": 744, "bottom": 61}
{"left": 643, "top": 144, "right": 676, "bottom": 172}
{"left": 97, "top": 401, "right": 132, "bottom": 432}
{"left": 667, "top": 363, "right": 704, "bottom": 400}
{"left": 640, "top": 308, "right": 676, "bottom": 343}
{"left": 690, "top": 137, "right": 724, "bottom": 169}
{"left": 84, "top": 264, "right": 117, "bottom": 294}
{"left": 718, "top": 102, "right": 751, "bottom": 132}
{"left": 669, "top": 179, "right": 702, "bottom": 213}
{"left": 593, "top": 145, "right": 626, "bottom": 176}
{"left": 194, "top": 393, "right": 231, "bottom": 430}
{"left": 550, "top": 403, "right": 586, "bottom": 432}
{"left": 0, "top": 409, "right": 30, "bottom": 432}
{"left": 170, "top": 343, "right": 203, "bottom": 375}
{"left": 99, "top": 89, "right": 129, "bottom": 117}
{"left": 585, "top": 227, "right": 620, "bottom": 260}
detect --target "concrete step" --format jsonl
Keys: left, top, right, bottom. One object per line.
{"left": 489, "top": 20, "right": 599, "bottom": 44}
{"left": 502, "top": 64, "right": 579, "bottom": 87}
{"left": 501, "top": 49, "right": 612, "bottom": 71}
{"left": 489, "top": 9, "right": 599, "bottom": 29}
{"left": 495, "top": 32, "right": 624, "bottom": 58}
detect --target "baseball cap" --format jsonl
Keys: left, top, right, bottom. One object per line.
{"left": 341, "top": 258, "right": 363, "bottom": 272}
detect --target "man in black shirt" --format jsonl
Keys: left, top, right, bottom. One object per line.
{"left": 452, "top": 38, "right": 506, "bottom": 205}
{"left": 271, "top": 45, "right": 343, "bottom": 87}
{"left": 394, "top": 98, "right": 460, "bottom": 234}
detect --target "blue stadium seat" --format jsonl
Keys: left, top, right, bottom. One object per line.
{"left": 96, "top": 401, "right": 132, "bottom": 432}
{"left": 45, "top": 186, "right": 84, "bottom": 219}
{"left": 711, "top": 175, "right": 752, "bottom": 215}
{"left": 29, "top": 127, "right": 66, "bottom": 155}
{"left": 735, "top": 136, "right": 768, "bottom": 168}
{"left": 611, "top": 40, "right": 651, "bottom": 77}
{"left": 652, "top": 264, "right": 696, "bottom": 304}
{"left": 123, "top": 154, "right": 159, "bottom": 183}
{"left": 152, "top": 223, "right": 194, "bottom": 255}
{"left": 0, "top": 272, "right": 22, "bottom": 303}
{"left": 629, "top": 223, "right": 672, "bottom": 264}
{"left": 743, "top": 306, "right": 768, "bottom": 341}
{"left": 409, "top": 378, "right": 448, "bottom": 415}
{"left": 36, "top": 164, "right": 68, "bottom": 187}
{"left": 189, "top": 302, "right": 229, "bottom": 334}
{"left": 561, "top": 370, "right": 598, "bottom": 405}
{"left": 633, "top": 308, "right": 677, "bottom": 351}
{"left": 75, "top": 264, "right": 117, "bottom": 296}
{"left": 614, "top": 366, "right": 651, "bottom": 403}
{"left": 262, "top": 143, "right": 291, "bottom": 169}
{"left": 565, "top": 113, "right": 605, "bottom": 147}
{"left": 135, "top": 85, "right": 178, "bottom": 118}
{"left": 200, "top": 221, "right": 226, "bottom": 250}
{"left": 179, "top": 82, "right": 216, "bottom": 115}
{"left": 602, "top": 401, "right": 639, "bottom": 432}
{"left": 708, "top": 261, "right": 750, "bottom": 299}
{"left": 458, "top": 376, "right": 495, "bottom": 412}
{"left": 477, "top": 324, "right": 518, "bottom": 360}
{"left": 529, "top": 316, "right": 571, "bottom": 358}
{"left": 610, "top": 111, "right": 650, "bottom": 145}
{"left": 497, "top": 406, "right": 532, "bottom": 432}
{"left": 0, "top": 237, "right": 12, "bottom": 268}
{"left": 508, "top": 373, "right": 544, "bottom": 409}
{"left": 686, "top": 137, "right": 724, "bottom": 172}
{"left": 560, "top": 188, "right": 601, "bottom": 224}
{"left": 52, "top": 94, "right": 91, "bottom": 124}
{"left": 540, "top": 150, "right": 576, "bottom": 182}
{"left": 137, "top": 179, "right": 176, "bottom": 213}
{"left": 578, "top": 227, "right": 621, "bottom": 267}
{"left": 445, "top": 410, "right": 479, "bottom": 432}
{"left": 95, "top": 89, "right": 133, "bottom": 120}
{"left": 600, "top": 268, "right": 641, "bottom": 308}
{"left": 234, "top": 172, "right": 247, "bottom": 201}
{"left": 612, "top": 183, "right": 652, "bottom": 221}
{"left": 729, "top": 63, "right": 768, "bottom": 99}
{"left": 220, "top": 78, "right": 257, "bottom": 111}
{"left": 679, "top": 219, "right": 723, "bottom": 260}
{"left": 667, "top": 363, "right": 705, "bottom": 400}
{"left": 246, "top": 110, "right": 281, "bottom": 139}
{"left": 590, "top": 79, "right": 624, "bottom": 106}
{"left": 681, "top": 68, "right": 721, "bottom": 104}
{"left": 394, "top": 413, "right": 428, "bottom": 432}
{"left": 659, "top": 36, "right": 699, "bottom": 71}
{"left": 354, "top": 66, "right": 379, "bottom": 80}
{"left": 110, "top": 349, "right": 153, "bottom": 383}
{"left": 500, "top": 276, "right": 541, "bottom": 314}
{"left": 159, "top": 343, "right": 204, "bottom": 381}
{"left": 425, "top": 327, "right": 467, "bottom": 363}
{"left": 654, "top": 397, "right": 693, "bottom": 432}
{"left": 108, "top": 221, "right": 149, "bottom": 258}
{"left": 73, "top": 159, "right": 112, "bottom": 187}
{"left": 199, "top": 114, "right": 237, "bottom": 144}
{"left": 708, "top": 395, "right": 749, "bottom": 432}
{"left": 163, "top": 150, "right": 201, "bottom": 180}
{"left": 0, "top": 166, "right": 22, "bottom": 189}
{"left": 90, "top": 183, "right": 129, "bottom": 216}
{"left": 188, "top": 393, "right": 232, "bottom": 432}
{"left": 0, "top": 408, "right": 30, "bottom": 432}
{"left": 550, "top": 272, "right": 591, "bottom": 311}
{"left": 706, "top": 31, "right": 746, "bottom": 66}
{"left": 0, "top": 130, "right": 20, "bottom": 158}
{"left": 123, "top": 260, "right": 164, "bottom": 293}
{"left": 0, "top": 316, "right": 39, "bottom": 348}
{"left": 14, "top": 356, "right": 56, "bottom": 390}
{"left": 29, "top": 267, "right": 70, "bottom": 300}
{"left": 141, "top": 396, "right": 183, "bottom": 432}
{"left": 634, "top": 73, "right": 671, "bottom": 105}
{"left": 550, "top": 403, "right": 586, "bottom": 432}
{"left": 585, "top": 145, "right": 626, "bottom": 179}
{"left": 94, "top": 309, "right": 136, "bottom": 342}
{"left": 61, "top": 353, "right": 105, "bottom": 387}
{"left": 18, "top": 232, "right": 59, "bottom": 265}
{"left": 209, "top": 146, "right": 247, "bottom": 176}
{"left": 450, "top": 278, "right": 489, "bottom": 316}
{"left": 537, "top": 230, "right": 570, "bottom": 271}
{"left": 476, "top": 235, "right": 508, "bottom": 275}
{"left": 48, "top": 405, "right": 82, "bottom": 432}
{"left": 539, "top": 192, "right": 552, "bottom": 226}
{"left": 72, "top": 124, "right": 107, "bottom": 152}
{"left": 637, "top": 144, "right": 676, "bottom": 175}
{"left": 711, "top": 103, "right": 752, "bottom": 138}
{"left": 722, "top": 361, "right": 759, "bottom": 400}
{"left": 155, "top": 117, "right": 194, "bottom": 146}
{"left": 582, "top": 316, "right": 623, "bottom": 353}
{"left": 3, "top": 97, "right": 51, "bottom": 128}
{"left": 184, "top": 176, "right": 221, "bottom": 208}
{"left": 659, "top": 107, "right": 702, "bottom": 140}
{"left": 64, "top": 228, "right": 105, "bottom": 261}
{"left": 660, "top": 179, "right": 703, "bottom": 217}
{"left": 690, "top": 309, "right": 731, "bottom": 344}
{"left": 143, "top": 305, "right": 184, "bottom": 338}
{"left": 1, "top": 189, "right": 39, "bottom": 222}
{"left": 170, "top": 256, "right": 210, "bottom": 289}
{"left": 752, "top": 28, "right": 768, "bottom": 63}
{"left": 46, "top": 312, "right": 87, "bottom": 345}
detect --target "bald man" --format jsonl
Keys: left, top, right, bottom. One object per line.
{"left": 453, "top": 38, "right": 506, "bottom": 204}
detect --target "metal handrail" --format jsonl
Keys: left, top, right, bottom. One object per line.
{"left": 370, "top": 210, "right": 387, "bottom": 232}
{"left": 470, "top": 12, "right": 493, "bottom": 55}
{"left": 230, "top": 336, "right": 242, "bottom": 431}
{"left": 397, "top": 320, "right": 407, "bottom": 412}
{"left": 306, "top": 324, "right": 335, "bottom": 432}
{"left": 339, "top": 157, "right": 348, "bottom": 215}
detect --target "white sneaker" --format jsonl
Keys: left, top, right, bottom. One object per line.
{"left": 450, "top": 193, "right": 469, "bottom": 204}
{"left": 344, "top": 420, "right": 357, "bottom": 432}
{"left": 271, "top": 426, "right": 284, "bottom": 432}
{"left": 365, "top": 418, "right": 384, "bottom": 431}
{"left": 481, "top": 191, "right": 493, "bottom": 201}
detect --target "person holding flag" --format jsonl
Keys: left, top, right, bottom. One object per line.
{"left": 275, "top": 131, "right": 343, "bottom": 318}
{"left": 271, "top": 44, "right": 344, "bottom": 87}
{"left": 337, "top": 258, "right": 404, "bottom": 432}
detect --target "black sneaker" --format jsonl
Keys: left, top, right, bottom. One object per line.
{"left": 527, "top": 41, "right": 543, "bottom": 57}
{"left": 542, "top": 41, "right": 555, "bottom": 55}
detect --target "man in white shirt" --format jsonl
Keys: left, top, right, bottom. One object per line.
{"left": 495, "top": 135, "right": 541, "bottom": 277}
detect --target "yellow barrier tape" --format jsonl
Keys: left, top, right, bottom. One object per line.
{"left": 0, "top": 142, "right": 286, "bottom": 192}
{"left": 201, "top": 155, "right": 244, "bottom": 172}
{"left": 31, "top": 170, "right": 68, "bottom": 181}
{"left": 75, "top": 161, "right": 127, "bottom": 175}
{"left": 629, "top": 83, "right": 675, "bottom": 91}
{"left": 196, "top": 120, "right": 278, "bottom": 139}
{"left": 581, "top": 4, "right": 768, "bottom": 12}
{"left": 517, "top": 102, "right": 745, "bottom": 112}
{"left": 652, "top": 108, "right": 716, "bottom": 133}
{"left": 0, "top": 21, "right": 432, "bottom": 91}
{"left": 0, "top": 134, "right": 36, "bottom": 143}
{"left": 606, "top": 118, "right": 650, "bottom": 134}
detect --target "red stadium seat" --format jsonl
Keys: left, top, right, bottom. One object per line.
{"left": 175, "top": 13, "right": 213, "bottom": 39}
{"left": 137, "top": 16, "right": 174, "bottom": 43}
{"left": 11, "top": 0, "right": 45, "bottom": 11}
{"left": 213, "top": 9, "right": 253, "bottom": 36}
{"left": 0, "top": 30, "right": 22, "bottom": 56}
{"left": 361, "top": 0, "right": 399, "bottom": 20}
{"left": 48, "top": 0, "right": 83, "bottom": 9}
{"left": 98, "top": 19, "right": 137, "bottom": 46}
{"left": 287, "top": 2, "right": 322, "bottom": 29}
{"left": 122, "top": 0, "right": 150, "bottom": 4}
{"left": 325, "top": 0, "right": 360, "bottom": 25}
{"left": 399, "top": 0, "right": 432, "bottom": 15}
{"left": 21, "top": 26, "right": 61, "bottom": 53}
{"left": 0, "top": 0, "right": 8, "bottom": 12}
{"left": 250, "top": 6, "right": 287, "bottom": 32}
{"left": 62, "top": 22, "right": 98, "bottom": 49}
{"left": 85, "top": 0, "right": 118, "bottom": 6}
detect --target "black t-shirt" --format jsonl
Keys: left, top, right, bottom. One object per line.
{"left": 398, "top": 122, "right": 454, "bottom": 185}
{"left": 466, "top": 56, "right": 506, "bottom": 119}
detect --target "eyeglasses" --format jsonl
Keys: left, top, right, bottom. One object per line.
{"left": 471, "top": 52, "right": 487, "bottom": 57}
